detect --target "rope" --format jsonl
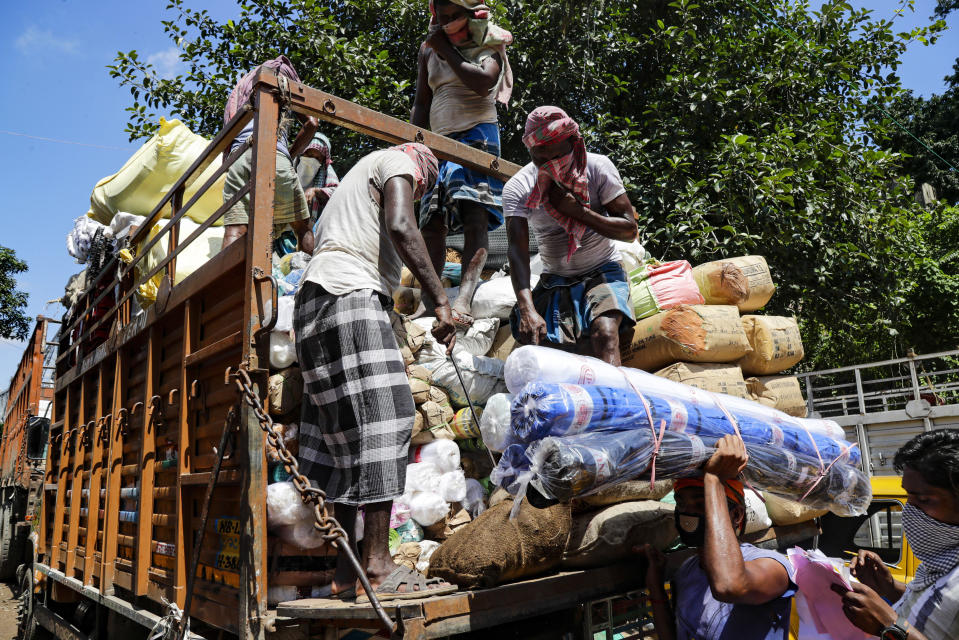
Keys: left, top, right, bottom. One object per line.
{"left": 620, "top": 368, "right": 667, "bottom": 484}
{"left": 740, "top": 0, "right": 957, "bottom": 173}
{"left": 148, "top": 598, "right": 183, "bottom": 640}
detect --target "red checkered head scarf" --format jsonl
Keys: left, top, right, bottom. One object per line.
{"left": 392, "top": 143, "right": 440, "bottom": 201}
{"left": 522, "top": 106, "right": 590, "bottom": 261}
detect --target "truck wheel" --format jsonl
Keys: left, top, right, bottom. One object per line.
{"left": 17, "top": 566, "right": 52, "bottom": 640}
{"left": 0, "top": 501, "right": 17, "bottom": 580}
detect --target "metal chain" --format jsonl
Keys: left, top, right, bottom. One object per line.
{"left": 228, "top": 368, "right": 398, "bottom": 635}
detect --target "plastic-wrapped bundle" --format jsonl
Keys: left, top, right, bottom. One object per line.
{"left": 462, "top": 478, "right": 487, "bottom": 518}
{"left": 405, "top": 462, "right": 443, "bottom": 495}
{"left": 517, "top": 429, "right": 870, "bottom": 516}
{"left": 411, "top": 440, "right": 461, "bottom": 473}
{"left": 409, "top": 492, "right": 450, "bottom": 526}
{"left": 512, "top": 382, "right": 860, "bottom": 466}
{"left": 479, "top": 393, "right": 513, "bottom": 452}
{"left": 489, "top": 444, "right": 533, "bottom": 493}
{"left": 267, "top": 481, "right": 312, "bottom": 528}
{"left": 505, "top": 346, "right": 845, "bottom": 441}
{"left": 439, "top": 470, "right": 468, "bottom": 503}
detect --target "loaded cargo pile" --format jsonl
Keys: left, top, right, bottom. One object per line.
{"left": 58, "top": 118, "right": 851, "bottom": 605}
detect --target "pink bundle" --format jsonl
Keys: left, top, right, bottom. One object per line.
{"left": 629, "top": 260, "right": 705, "bottom": 320}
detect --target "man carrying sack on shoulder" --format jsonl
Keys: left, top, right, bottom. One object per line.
{"left": 643, "top": 435, "right": 798, "bottom": 640}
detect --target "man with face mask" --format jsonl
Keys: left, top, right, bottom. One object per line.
{"left": 832, "top": 429, "right": 959, "bottom": 640}
{"left": 643, "top": 435, "right": 797, "bottom": 640}
{"left": 503, "top": 106, "right": 638, "bottom": 365}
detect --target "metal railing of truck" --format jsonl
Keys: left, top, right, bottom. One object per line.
{"left": 797, "top": 349, "right": 959, "bottom": 475}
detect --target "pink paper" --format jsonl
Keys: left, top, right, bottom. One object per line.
{"left": 788, "top": 548, "right": 871, "bottom": 640}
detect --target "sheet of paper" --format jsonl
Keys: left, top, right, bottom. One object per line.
{"left": 788, "top": 548, "right": 871, "bottom": 640}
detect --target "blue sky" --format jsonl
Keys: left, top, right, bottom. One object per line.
{"left": 1, "top": 0, "right": 957, "bottom": 386}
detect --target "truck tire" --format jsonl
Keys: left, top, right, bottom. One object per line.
{"left": 0, "top": 500, "right": 18, "bottom": 580}
{"left": 17, "top": 565, "right": 53, "bottom": 640}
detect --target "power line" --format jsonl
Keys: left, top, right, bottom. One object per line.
{"left": 742, "top": 0, "right": 958, "bottom": 173}
{"left": 0, "top": 129, "right": 129, "bottom": 151}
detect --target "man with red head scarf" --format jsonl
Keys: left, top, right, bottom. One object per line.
{"left": 503, "top": 106, "right": 638, "bottom": 365}
{"left": 643, "top": 436, "right": 797, "bottom": 640}
{"left": 295, "top": 142, "right": 457, "bottom": 603}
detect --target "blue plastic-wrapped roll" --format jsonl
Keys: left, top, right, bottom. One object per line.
{"left": 521, "top": 429, "right": 871, "bottom": 516}
{"left": 489, "top": 443, "right": 533, "bottom": 494}
{"left": 511, "top": 382, "right": 860, "bottom": 466}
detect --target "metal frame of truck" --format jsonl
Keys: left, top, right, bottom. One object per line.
{"left": 1, "top": 316, "right": 55, "bottom": 581}
{"left": 26, "top": 71, "right": 662, "bottom": 640}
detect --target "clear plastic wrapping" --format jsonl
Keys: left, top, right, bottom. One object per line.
{"left": 504, "top": 346, "right": 845, "bottom": 441}
{"left": 501, "top": 429, "right": 870, "bottom": 517}
{"left": 511, "top": 382, "right": 860, "bottom": 466}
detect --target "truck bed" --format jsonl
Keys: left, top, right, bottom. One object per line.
{"left": 275, "top": 563, "right": 649, "bottom": 639}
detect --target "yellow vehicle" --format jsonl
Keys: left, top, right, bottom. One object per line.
{"left": 817, "top": 475, "right": 918, "bottom": 585}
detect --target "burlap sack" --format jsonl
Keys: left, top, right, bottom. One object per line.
{"left": 737, "top": 315, "right": 804, "bottom": 375}
{"left": 486, "top": 325, "right": 517, "bottom": 362}
{"left": 424, "top": 506, "right": 472, "bottom": 542}
{"left": 410, "top": 377, "right": 431, "bottom": 405}
{"left": 407, "top": 364, "right": 433, "bottom": 385}
{"left": 763, "top": 492, "right": 827, "bottom": 526}
{"left": 621, "top": 305, "right": 751, "bottom": 371}
{"left": 571, "top": 480, "right": 674, "bottom": 512}
{"left": 393, "top": 286, "right": 422, "bottom": 316}
{"left": 562, "top": 501, "right": 676, "bottom": 569}
{"left": 393, "top": 542, "right": 422, "bottom": 571}
{"left": 391, "top": 312, "right": 427, "bottom": 359}
{"left": 268, "top": 367, "right": 303, "bottom": 415}
{"left": 489, "top": 487, "right": 512, "bottom": 508}
{"left": 654, "top": 362, "right": 749, "bottom": 399}
{"left": 692, "top": 255, "right": 775, "bottom": 311}
{"left": 428, "top": 498, "right": 572, "bottom": 588}
{"left": 747, "top": 375, "right": 808, "bottom": 417}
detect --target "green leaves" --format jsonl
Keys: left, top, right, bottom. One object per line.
{"left": 0, "top": 246, "right": 30, "bottom": 342}
{"left": 107, "top": 0, "right": 956, "bottom": 367}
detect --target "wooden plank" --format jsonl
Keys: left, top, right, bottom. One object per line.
{"left": 64, "top": 379, "right": 87, "bottom": 572}
{"left": 265, "top": 72, "right": 522, "bottom": 183}
{"left": 83, "top": 363, "right": 108, "bottom": 584}
{"left": 173, "top": 300, "right": 196, "bottom": 608}
{"left": 135, "top": 327, "right": 159, "bottom": 596}
{"left": 49, "top": 391, "right": 71, "bottom": 567}
{"left": 100, "top": 348, "right": 127, "bottom": 591}
{"left": 184, "top": 331, "right": 241, "bottom": 367}
{"left": 277, "top": 563, "right": 648, "bottom": 626}
{"left": 180, "top": 470, "right": 243, "bottom": 486}
{"left": 236, "top": 84, "right": 279, "bottom": 640}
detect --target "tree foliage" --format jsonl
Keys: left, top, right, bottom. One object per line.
{"left": 109, "top": 0, "right": 954, "bottom": 368}
{"left": 0, "top": 246, "right": 30, "bottom": 342}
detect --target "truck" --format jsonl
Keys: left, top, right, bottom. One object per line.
{"left": 1, "top": 317, "right": 55, "bottom": 582}
{"left": 17, "top": 71, "right": 675, "bottom": 640}
{"left": 19, "top": 68, "right": 940, "bottom": 640}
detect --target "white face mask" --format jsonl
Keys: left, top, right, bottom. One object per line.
{"left": 903, "top": 502, "right": 959, "bottom": 590}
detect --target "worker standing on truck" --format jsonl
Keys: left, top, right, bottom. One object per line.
{"left": 295, "top": 132, "right": 339, "bottom": 227}
{"left": 221, "top": 56, "right": 318, "bottom": 253}
{"left": 294, "top": 142, "right": 458, "bottom": 603}
{"left": 643, "top": 435, "right": 798, "bottom": 640}
{"left": 834, "top": 429, "right": 959, "bottom": 640}
{"left": 503, "top": 106, "right": 637, "bottom": 365}
{"left": 410, "top": 0, "right": 513, "bottom": 325}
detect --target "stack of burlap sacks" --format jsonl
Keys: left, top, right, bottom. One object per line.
{"left": 621, "top": 255, "right": 809, "bottom": 419}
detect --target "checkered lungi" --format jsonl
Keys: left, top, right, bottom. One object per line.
{"left": 293, "top": 281, "right": 414, "bottom": 505}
